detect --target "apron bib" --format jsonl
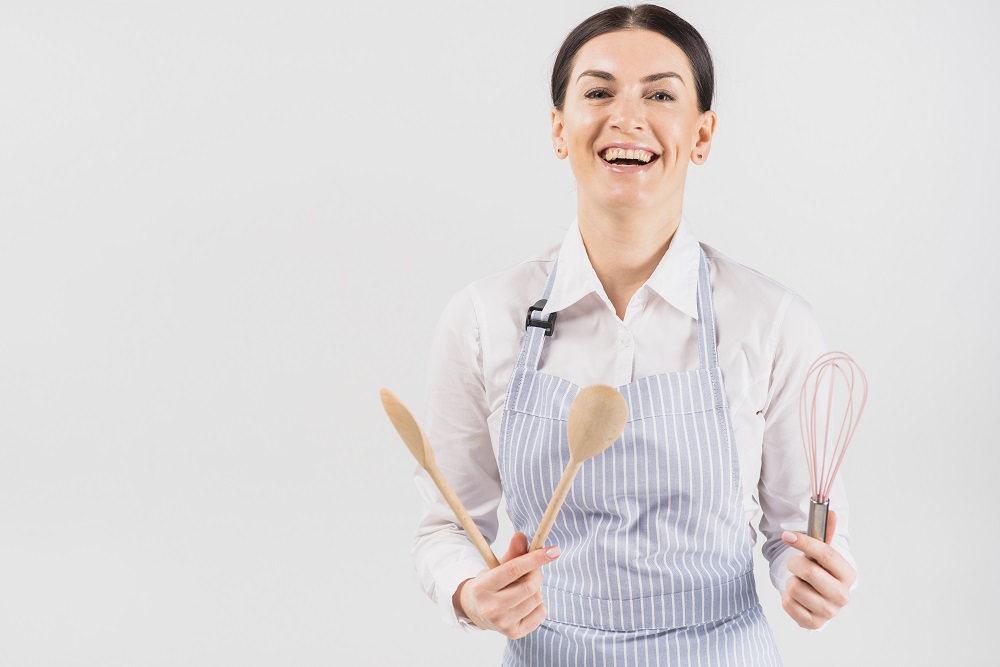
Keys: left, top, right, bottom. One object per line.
{"left": 497, "top": 250, "right": 782, "bottom": 666}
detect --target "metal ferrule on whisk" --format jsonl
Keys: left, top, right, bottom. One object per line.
{"left": 807, "top": 498, "right": 829, "bottom": 542}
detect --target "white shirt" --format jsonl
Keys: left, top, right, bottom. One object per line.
{"left": 413, "top": 216, "right": 855, "bottom": 627}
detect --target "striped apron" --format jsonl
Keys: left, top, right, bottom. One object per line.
{"left": 497, "top": 249, "right": 782, "bottom": 666}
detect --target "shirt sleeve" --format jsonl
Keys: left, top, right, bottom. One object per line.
{"left": 411, "top": 287, "right": 502, "bottom": 629}
{"left": 757, "top": 293, "right": 858, "bottom": 616}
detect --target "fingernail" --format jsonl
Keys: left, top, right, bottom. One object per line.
{"left": 782, "top": 531, "right": 797, "bottom": 543}
{"left": 545, "top": 546, "right": 561, "bottom": 559}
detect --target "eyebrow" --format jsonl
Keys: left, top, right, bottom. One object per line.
{"left": 576, "top": 69, "right": 686, "bottom": 85}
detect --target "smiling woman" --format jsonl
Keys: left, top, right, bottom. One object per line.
{"left": 410, "top": 4, "right": 857, "bottom": 666}
{"left": 551, "top": 28, "right": 716, "bottom": 276}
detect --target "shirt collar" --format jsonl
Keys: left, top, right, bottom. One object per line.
{"left": 643, "top": 215, "right": 700, "bottom": 320}
{"left": 543, "top": 219, "right": 604, "bottom": 314}
{"left": 544, "top": 216, "right": 700, "bottom": 321}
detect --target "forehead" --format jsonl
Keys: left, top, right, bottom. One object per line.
{"left": 570, "top": 29, "right": 692, "bottom": 83}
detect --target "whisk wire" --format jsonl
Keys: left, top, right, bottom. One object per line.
{"left": 800, "top": 351, "right": 868, "bottom": 503}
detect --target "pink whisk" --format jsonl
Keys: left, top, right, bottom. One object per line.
{"left": 799, "top": 351, "right": 868, "bottom": 542}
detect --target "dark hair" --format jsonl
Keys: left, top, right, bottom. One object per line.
{"left": 551, "top": 4, "right": 715, "bottom": 113}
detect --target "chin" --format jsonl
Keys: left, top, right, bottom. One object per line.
{"left": 600, "top": 189, "right": 659, "bottom": 212}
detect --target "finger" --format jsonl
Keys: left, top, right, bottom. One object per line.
{"left": 781, "top": 530, "right": 854, "bottom": 583}
{"left": 500, "top": 532, "right": 529, "bottom": 564}
{"left": 470, "top": 581, "right": 539, "bottom": 631}
{"left": 825, "top": 510, "right": 837, "bottom": 544}
{"left": 507, "top": 590, "right": 544, "bottom": 623}
{"left": 488, "top": 545, "right": 561, "bottom": 589}
{"left": 781, "top": 591, "right": 822, "bottom": 630}
{"left": 489, "top": 568, "right": 543, "bottom": 610}
{"left": 787, "top": 555, "right": 847, "bottom": 606}
{"left": 785, "top": 573, "right": 838, "bottom": 621}
{"left": 510, "top": 600, "right": 548, "bottom": 640}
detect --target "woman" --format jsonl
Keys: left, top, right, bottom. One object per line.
{"left": 412, "top": 5, "right": 857, "bottom": 664}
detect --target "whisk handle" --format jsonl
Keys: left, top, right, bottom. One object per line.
{"left": 807, "top": 499, "right": 829, "bottom": 543}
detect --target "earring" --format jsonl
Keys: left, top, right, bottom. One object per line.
{"left": 557, "top": 147, "right": 565, "bottom": 156}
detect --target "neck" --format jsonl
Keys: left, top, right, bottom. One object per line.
{"left": 577, "top": 194, "right": 682, "bottom": 319}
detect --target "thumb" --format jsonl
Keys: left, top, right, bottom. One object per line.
{"left": 500, "top": 531, "right": 529, "bottom": 564}
{"left": 825, "top": 509, "right": 837, "bottom": 544}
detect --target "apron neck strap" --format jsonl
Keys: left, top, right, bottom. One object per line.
{"left": 695, "top": 249, "right": 719, "bottom": 370}
{"left": 518, "top": 249, "right": 720, "bottom": 374}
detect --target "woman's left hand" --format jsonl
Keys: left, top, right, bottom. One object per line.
{"left": 780, "top": 510, "right": 857, "bottom": 629}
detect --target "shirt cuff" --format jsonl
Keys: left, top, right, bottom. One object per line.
{"left": 435, "top": 557, "right": 488, "bottom": 630}
{"left": 769, "top": 547, "right": 796, "bottom": 595}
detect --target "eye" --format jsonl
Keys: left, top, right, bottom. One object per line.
{"left": 584, "top": 88, "right": 612, "bottom": 100}
{"left": 648, "top": 91, "right": 675, "bottom": 102}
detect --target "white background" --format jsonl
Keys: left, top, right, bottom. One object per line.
{"left": 1, "top": 1, "right": 998, "bottom": 665}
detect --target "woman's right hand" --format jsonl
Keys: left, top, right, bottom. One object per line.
{"left": 453, "top": 531, "right": 561, "bottom": 639}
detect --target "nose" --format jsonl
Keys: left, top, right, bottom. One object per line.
{"left": 609, "top": 94, "right": 645, "bottom": 133}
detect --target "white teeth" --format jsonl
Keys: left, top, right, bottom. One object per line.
{"left": 602, "top": 147, "right": 655, "bottom": 163}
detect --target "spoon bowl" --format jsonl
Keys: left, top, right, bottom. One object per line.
{"left": 567, "top": 384, "right": 630, "bottom": 463}
{"left": 380, "top": 388, "right": 500, "bottom": 568}
{"left": 380, "top": 388, "right": 431, "bottom": 468}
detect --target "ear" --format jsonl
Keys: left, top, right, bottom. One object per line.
{"left": 551, "top": 107, "right": 568, "bottom": 159}
{"left": 690, "top": 109, "right": 717, "bottom": 165}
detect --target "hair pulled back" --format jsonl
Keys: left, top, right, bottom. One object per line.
{"left": 551, "top": 4, "right": 715, "bottom": 113}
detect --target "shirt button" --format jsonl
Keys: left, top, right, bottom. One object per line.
{"left": 621, "top": 335, "right": 632, "bottom": 348}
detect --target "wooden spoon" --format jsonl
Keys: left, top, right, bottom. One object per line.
{"left": 380, "top": 388, "right": 500, "bottom": 568}
{"left": 529, "top": 384, "right": 629, "bottom": 552}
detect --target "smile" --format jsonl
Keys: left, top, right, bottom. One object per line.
{"left": 598, "top": 145, "right": 660, "bottom": 172}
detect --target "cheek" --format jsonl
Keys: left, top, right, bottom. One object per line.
{"left": 564, "top": 111, "right": 602, "bottom": 148}
{"left": 570, "top": 132, "right": 597, "bottom": 154}
{"left": 652, "top": 113, "right": 698, "bottom": 155}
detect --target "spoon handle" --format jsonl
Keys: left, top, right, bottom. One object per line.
{"left": 425, "top": 462, "right": 501, "bottom": 569}
{"left": 529, "top": 461, "right": 581, "bottom": 551}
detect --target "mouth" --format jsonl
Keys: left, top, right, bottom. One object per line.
{"left": 598, "top": 146, "right": 660, "bottom": 170}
